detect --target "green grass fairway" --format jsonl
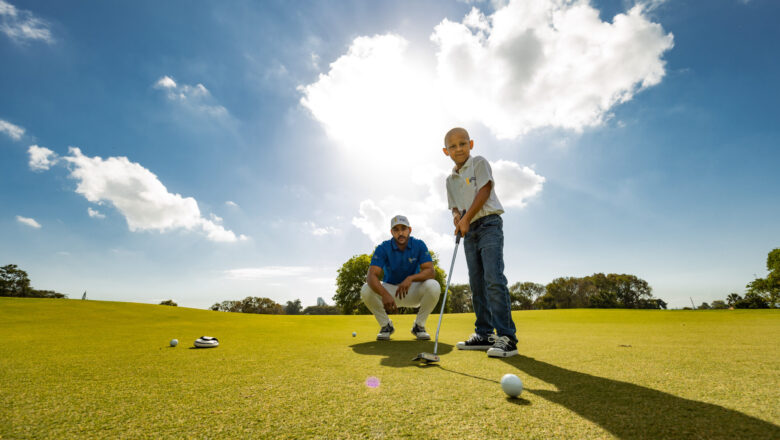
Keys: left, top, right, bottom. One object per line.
{"left": 2, "top": 298, "right": 779, "bottom": 439}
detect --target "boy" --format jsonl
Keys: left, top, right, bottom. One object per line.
{"left": 443, "top": 127, "right": 518, "bottom": 358}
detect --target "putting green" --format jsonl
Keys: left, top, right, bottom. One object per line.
{"left": 1, "top": 298, "right": 778, "bottom": 439}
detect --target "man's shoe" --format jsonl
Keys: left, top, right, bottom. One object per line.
{"left": 376, "top": 322, "right": 395, "bottom": 340}
{"left": 487, "top": 335, "right": 518, "bottom": 358}
{"left": 456, "top": 333, "right": 496, "bottom": 351}
{"left": 411, "top": 324, "right": 430, "bottom": 340}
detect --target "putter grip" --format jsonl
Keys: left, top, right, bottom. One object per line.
{"left": 455, "top": 209, "right": 466, "bottom": 243}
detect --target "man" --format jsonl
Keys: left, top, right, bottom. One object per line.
{"left": 360, "top": 215, "right": 441, "bottom": 341}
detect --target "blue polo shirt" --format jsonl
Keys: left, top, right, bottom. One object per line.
{"left": 370, "top": 236, "right": 433, "bottom": 285}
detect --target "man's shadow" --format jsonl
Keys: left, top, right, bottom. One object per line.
{"left": 496, "top": 355, "right": 780, "bottom": 439}
{"left": 351, "top": 341, "right": 454, "bottom": 367}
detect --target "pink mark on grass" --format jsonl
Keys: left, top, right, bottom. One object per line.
{"left": 365, "top": 376, "right": 380, "bottom": 388}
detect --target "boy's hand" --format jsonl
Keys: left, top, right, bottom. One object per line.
{"left": 455, "top": 217, "right": 470, "bottom": 237}
{"left": 452, "top": 210, "right": 462, "bottom": 226}
{"left": 453, "top": 209, "right": 469, "bottom": 237}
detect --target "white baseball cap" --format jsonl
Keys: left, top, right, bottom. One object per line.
{"left": 390, "top": 215, "right": 410, "bottom": 228}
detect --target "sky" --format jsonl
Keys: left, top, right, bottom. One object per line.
{"left": 1, "top": 0, "right": 778, "bottom": 310}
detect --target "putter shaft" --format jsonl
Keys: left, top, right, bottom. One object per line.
{"left": 432, "top": 231, "right": 462, "bottom": 356}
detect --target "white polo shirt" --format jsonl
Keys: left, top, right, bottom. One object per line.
{"left": 446, "top": 155, "right": 504, "bottom": 222}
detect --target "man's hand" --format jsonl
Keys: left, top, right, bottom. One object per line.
{"left": 382, "top": 292, "right": 397, "bottom": 314}
{"left": 396, "top": 277, "right": 413, "bottom": 299}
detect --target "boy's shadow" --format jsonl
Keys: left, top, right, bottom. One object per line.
{"left": 351, "top": 341, "right": 454, "bottom": 368}
{"left": 500, "top": 355, "right": 780, "bottom": 439}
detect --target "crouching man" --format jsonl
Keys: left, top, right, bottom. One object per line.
{"left": 361, "top": 215, "right": 441, "bottom": 341}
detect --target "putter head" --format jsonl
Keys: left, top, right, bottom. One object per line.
{"left": 412, "top": 352, "right": 440, "bottom": 363}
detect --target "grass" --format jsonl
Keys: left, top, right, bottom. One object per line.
{"left": 1, "top": 298, "right": 779, "bottom": 439}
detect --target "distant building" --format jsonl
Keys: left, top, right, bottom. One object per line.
{"left": 317, "top": 297, "right": 327, "bottom": 306}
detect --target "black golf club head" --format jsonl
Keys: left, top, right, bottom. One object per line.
{"left": 412, "top": 352, "right": 440, "bottom": 363}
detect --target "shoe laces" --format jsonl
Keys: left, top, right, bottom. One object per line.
{"left": 493, "top": 336, "right": 512, "bottom": 349}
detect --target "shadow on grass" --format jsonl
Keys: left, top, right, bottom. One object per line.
{"left": 501, "top": 355, "right": 780, "bottom": 439}
{"left": 351, "top": 341, "right": 454, "bottom": 367}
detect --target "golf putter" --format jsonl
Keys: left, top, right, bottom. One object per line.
{"left": 414, "top": 211, "right": 465, "bottom": 364}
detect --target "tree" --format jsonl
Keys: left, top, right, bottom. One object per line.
{"left": 508, "top": 282, "right": 544, "bottom": 310}
{"left": 302, "top": 305, "right": 341, "bottom": 315}
{"left": 538, "top": 273, "right": 661, "bottom": 309}
{"left": 448, "top": 283, "right": 473, "bottom": 313}
{"left": 160, "top": 299, "right": 177, "bottom": 306}
{"left": 543, "top": 277, "right": 589, "bottom": 309}
{"left": 711, "top": 300, "right": 728, "bottom": 310}
{"left": 210, "top": 297, "right": 284, "bottom": 314}
{"left": 726, "top": 293, "right": 742, "bottom": 307}
{"left": 285, "top": 299, "right": 303, "bottom": 315}
{"left": 734, "top": 291, "right": 769, "bottom": 309}
{"left": 698, "top": 302, "right": 711, "bottom": 310}
{"left": 0, "top": 264, "right": 32, "bottom": 297}
{"left": 333, "top": 254, "right": 373, "bottom": 315}
{"left": 745, "top": 248, "right": 780, "bottom": 308}
{"left": 607, "top": 274, "right": 653, "bottom": 308}
{"left": 210, "top": 300, "right": 240, "bottom": 312}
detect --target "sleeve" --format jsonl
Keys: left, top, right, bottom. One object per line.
{"left": 369, "top": 244, "right": 387, "bottom": 268}
{"left": 473, "top": 156, "right": 494, "bottom": 191}
{"left": 446, "top": 177, "right": 457, "bottom": 209}
{"left": 417, "top": 240, "right": 433, "bottom": 265}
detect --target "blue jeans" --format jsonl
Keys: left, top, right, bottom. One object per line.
{"left": 464, "top": 214, "right": 517, "bottom": 342}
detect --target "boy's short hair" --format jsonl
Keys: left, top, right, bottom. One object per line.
{"left": 444, "top": 127, "right": 470, "bottom": 145}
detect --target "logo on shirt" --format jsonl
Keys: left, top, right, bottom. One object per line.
{"left": 408, "top": 257, "right": 417, "bottom": 264}
{"left": 466, "top": 176, "right": 476, "bottom": 185}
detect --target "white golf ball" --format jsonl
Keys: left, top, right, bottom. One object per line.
{"left": 352, "top": 332, "right": 357, "bottom": 337}
{"left": 500, "top": 374, "right": 523, "bottom": 397}
{"left": 170, "top": 339, "right": 178, "bottom": 347}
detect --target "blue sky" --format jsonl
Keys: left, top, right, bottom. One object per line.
{"left": 1, "top": 0, "right": 778, "bottom": 310}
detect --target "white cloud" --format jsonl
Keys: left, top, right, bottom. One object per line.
{"left": 154, "top": 75, "right": 229, "bottom": 119}
{"left": 306, "top": 221, "right": 339, "bottom": 236}
{"left": 491, "top": 160, "right": 545, "bottom": 207}
{"left": 155, "top": 76, "right": 177, "bottom": 89}
{"left": 432, "top": 0, "right": 674, "bottom": 138}
{"left": 352, "top": 200, "right": 388, "bottom": 245}
{"left": 225, "top": 200, "right": 239, "bottom": 208}
{"left": 60, "top": 147, "right": 246, "bottom": 242}
{"left": 27, "top": 145, "right": 57, "bottom": 171}
{"left": 300, "top": 0, "right": 670, "bottom": 248}
{"left": 16, "top": 215, "right": 41, "bottom": 228}
{"left": 0, "top": 0, "right": 53, "bottom": 44}
{"left": 0, "top": 118, "right": 24, "bottom": 140}
{"left": 300, "top": 0, "right": 673, "bottom": 143}
{"left": 224, "top": 266, "right": 314, "bottom": 280}
{"left": 350, "top": 160, "right": 541, "bottom": 250}
{"left": 87, "top": 207, "right": 105, "bottom": 219}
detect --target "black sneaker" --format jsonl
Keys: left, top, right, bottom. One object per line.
{"left": 376, "top": 322, "right": 395, "bottom": 340}
{"left": 456, "top": 333, "right": 496, "bottom": 351}
{"left": 411, "top": 324, "right": 430, "bottom": 340}
{"left": 487, "top": 335, "right": 518, "bottom": 358}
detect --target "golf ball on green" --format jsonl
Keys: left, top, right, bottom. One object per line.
{"left": 501, "top": 374, "right": 523, "bottom": 397}
{"left": 352, "top": 332, "right": 357, "bottom": 337}
{"left": 170, "top": 339, "right": 178, "bottom": 347}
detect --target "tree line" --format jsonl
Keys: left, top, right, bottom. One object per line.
{"left": 695, "top": 248, "right": 779, "bottom": 310}
{"left": 331, "top": 253, "right": 667, "bottom": 314}
{"left": 0, "top": 264, "right": 67, "bottom": 298}
{"left": 209, "top": 297, "right": 341, "bottom": 315}
{"left": 5, "top": 247, "right": 776, "bottom": 313}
